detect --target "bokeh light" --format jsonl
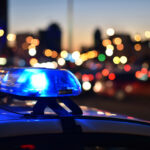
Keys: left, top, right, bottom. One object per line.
{"left": 51, "top": 51, "right": 58, "bottom": 58}
{"left": 82, "top": 81, "right": 92, "bottom": 91}
{"left": 134, "top": 44, "right": 142, "bottom": 51}
{"left": 0, "top": 58, "right": 7, "bottom": 65}
{"left": 145, "top": 31, "right": 150, "bottom": 38}
{"left": 106, "top": 28, "right": 115, "bottom": 36}
{"left": 124, "top": 64, "right": 131, "bottom": 72}
{"left": 105, "top": 49, "right": 113, "bottom": 56}
{"left": 7, "top": 33, "right": 16, "bottom": 41}
{"left": 44, "top": 49, "right": 52, "bottom": 57}
{"left": 117, "top": 44, "right": 124, "bottom": 51}
{"left": 29, "top": 58, "right": 38, "bottom": 66}
{"left": 60, "top": 50, "right": 68, "bottom": 58}
{"left": 98, "top": 54, "right": 106, "bottom": 62}
{"left": 102, "top": 69, "right": 109, "bottom": 76}
{"left": 93, "top": 81, "right": 103, "bottom": 93}
{"left": 108, "top": 73, "right": 116, "bottom": 80}
{"left": 120, "top": 56, "right": 127, "bottom": 64}
{"left": 28, "top": 48, "right": 36, "bottom": 56}
{"left": 113, "top": 37, "right": 122, "bottom": 45}
{"left": 58, "top": 58, "right": 66, "bottom": 66}
{"left": 0, "top": 29, "right": 4, "bottom": 37}
{"left": 134, "top": 34, "right": 141, "bottom": 42}
{"left": 113, "top": 56, "right": 120, "bottom": 64}
{"left": 102, "top": 39, "right": 111, "bottom": 47}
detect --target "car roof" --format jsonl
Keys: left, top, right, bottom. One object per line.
{"left": 0, "top": 105, "right": 150, "bottom": 138}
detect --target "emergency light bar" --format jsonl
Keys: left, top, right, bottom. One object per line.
{"left": 0, "top": 68, "right": 81, "bottom": 98}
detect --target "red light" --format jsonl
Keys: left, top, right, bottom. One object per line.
{"left": 102, "top": 69, "right": 109, "bottom": 76}
{"left": 124, "top": 64, "right": 131, "bottom": 72}
{"left": 82, "top": 74, "right": 89, "bottom": 81}
{"left": 108, "top": 73, "right": 116, "bottom": 80}
{"left": 141, "top": 68, "right": 148, "bottom": 74}
{"left": 148, "top": 71, "right": 150, "bottom": 77}
{"left": 95, "top": 72, "right": 102, "bottom": 80}
{"left": 20, "top": 144, "right": 35, "bottom": 150}
{"left": 88, "top": 74, "right": 94, "bottom": 81}
{"left": 135, "top": 71, "right": 142, "bottom": 78}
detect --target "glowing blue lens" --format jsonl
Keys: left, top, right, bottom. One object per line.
{"left": 0, "top": 68, "right": 81, "bottom": 97}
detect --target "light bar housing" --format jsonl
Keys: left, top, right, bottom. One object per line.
{"left": 0, "top": 68, "right": 81, "bottom": 98}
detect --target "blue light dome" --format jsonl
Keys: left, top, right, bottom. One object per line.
{"left": 0, "top": 68, "right": 81, "bottom": 98}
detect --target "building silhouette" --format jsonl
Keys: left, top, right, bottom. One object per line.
{"left": 39, "top": 23, "right": 61, "bottom": 54}
{"left": 0, "top": 0, "right": 7, "bottom": 54}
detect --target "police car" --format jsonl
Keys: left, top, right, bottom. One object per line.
{"left": 0, "top": 68, "right": 150, "bottom": 150}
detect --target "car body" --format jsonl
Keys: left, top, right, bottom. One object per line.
{"left": 0, "top": 104, "right": 150, "bottom": 149}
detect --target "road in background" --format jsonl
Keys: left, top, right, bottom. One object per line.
{"left": 74, "top": 95, "right": 150, "bottom": 121}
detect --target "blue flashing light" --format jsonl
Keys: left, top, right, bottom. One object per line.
{"left": 0, "top": 68, "right": 81, "bottom": 98}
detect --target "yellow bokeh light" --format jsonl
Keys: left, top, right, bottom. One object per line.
{"left": 113, "top": 37, "right": 122, "bottom": 45}
{"left": 80, "top": 53, "right": 88, "bottom": 61}
{"left": 7, "top": 34, "right": 16, "bottom": 42}
{"left": 106, "top": 45, "right": 114, "bottom": 51}
{"left": 0, "top": 29, "right": 4, "bottom": 37}
{"left": 31, "top": 39, "right": 40, "bottom": 46}
{"left": 117, "top": 44, "right": 124, "bottom": 51}
{"left": 113, "top": 56, "right": 120, "bottom": 64}
{"left": 28, "top": 44, "right": 35, "bottom": 50}
{"left": 44, "top": 49, "right": 52, "bottom": 57}
{"left": 29, "top": 58, "right": 38, "bottom": 66}
{"left": 134, "top": 44, "right": 142, "bottom": 51}
{"left": 60, "top": 50, "right": 68, "bottom": 58}
{"left": 134, "top": 34, "right": 141, "bottom": 42}
{"left": 102, "top": 39, "right": 112, "bottom": 47}
{"left": 87, "top": 50, "right": 98, "bottom": 59}
{"left": 145, "top": 31, "right": 150, "bottom": 38}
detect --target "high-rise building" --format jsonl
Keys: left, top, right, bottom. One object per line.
{"left": 39, "top": 23, "right": 61, "bottom": 53}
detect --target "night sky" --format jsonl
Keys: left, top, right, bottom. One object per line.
{"left": 9, "top": 0, "right": 150, "bottom": 50}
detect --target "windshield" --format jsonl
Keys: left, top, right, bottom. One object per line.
{"left": 0, "top": 0, "right": 150, "bottom": 122}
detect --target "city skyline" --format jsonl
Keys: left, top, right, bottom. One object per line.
{"left": 9, "top": 0, "right": 150, "bottom": 50}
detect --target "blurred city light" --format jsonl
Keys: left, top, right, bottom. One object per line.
{"left": 44, "top": 49, "right": 52, "bottom": 57}
{"left": 26, "top": 36, "right": 33, "bottom": 43}
{"left": 60, "top": 50, "right": 68, "bottom": 58}
{"left": 124, "top": 64, "right": 131, "bottom": 72}
{"left": 113, "top": 56, "right": 120, "bottom": 64}
{"left": 93, "top": 81, "right": 103, "bottom": 93}
{"left": 120, "top": 56, "right": 127, "bottom": 64}
{"left": 29, "top": 58, "right": 38, "bottom": 66}
{"left": 82, "top": 81, "right": 92, "bottom": 91}
{"left": 0, "top": 57, "right": 7, "bottom": 65}
{"left": 102, "top": 39, "right": 112, "bottom": 47}
{"left": 145, "top": 31, "right": 150, "bottom": 38}
{"left": 7, "top": 33, "right": 16, "bottom": 41}
{"left": 106, "top": 28, "right": 115, "bottom": 36}
{"left": 75, "top": 58, "right": 83, "bottom": 66}
{"left": 106, "top": 45, "right": 114, "bottom": 50}
{"left": 117, "top": 44, "right": 124, "bottom": 51}
{"left": 113, "top": 37, "right": 122, "bottom": 45}
{"left": 102, "top": 69, "right": 109, "bottom": 76}
{"left": 134, "top": 34, "right": 141, "bottom": 42}
{"left": 28, "top": 48, "right": 37, "bottom": 56}
{"left": 134, "top": 44, "right": 142, "bottom": 51}
{"left": 72, "top": 51, "right": 80, "bottom": 60}
{"left": 105, "top": 49, "right": 113, "bottom": 56}
{"left": 98, "top": 54, "right": 106, "bottom": 62}
{"left": 51, "top": 51, "right": 58, "bottom": 58}
{"left": 58, "top": 58, "right": 66, "bottom": 66}
{"left": 0, "top": 29, "right": 4, "bottom": 37}
{"left": 95, "top": 72, "right": 102, "bottom": 80}
{"left": 108, "top": 73, "right": 116, "bottom": 80}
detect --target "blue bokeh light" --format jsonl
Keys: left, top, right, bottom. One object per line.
{"left": 0, "top": 68, "right": 81, "bottom": 98}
